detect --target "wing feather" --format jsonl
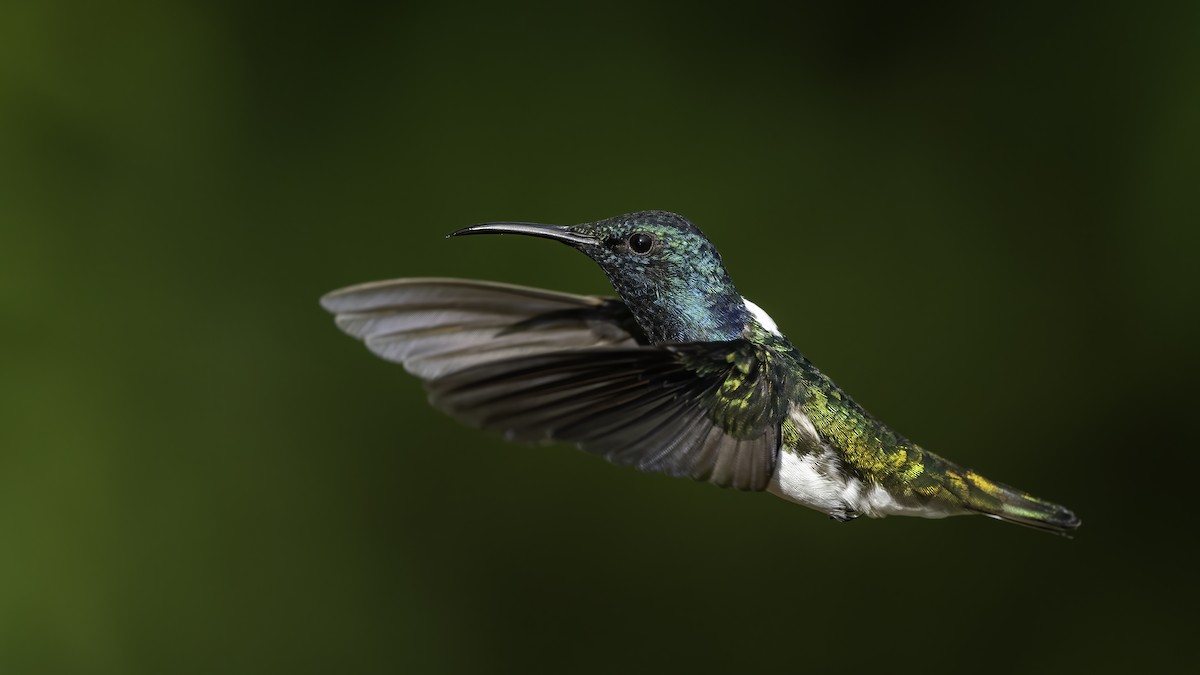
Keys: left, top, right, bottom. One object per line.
{"left": 323, "top": 278, "right": 784, "bottom": 491}
{"left": 322, "top": 278, "right": 642, "bottom": 379}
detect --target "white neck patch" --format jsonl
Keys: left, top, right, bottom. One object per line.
{"left": 742, "top": 297, "right": 781, "bottom": 336}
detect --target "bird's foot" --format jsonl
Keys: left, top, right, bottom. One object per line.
{"left": 828, "top": 506, "right": 861, "bottom": 523}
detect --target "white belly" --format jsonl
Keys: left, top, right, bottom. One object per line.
{"left": 767, "top": 448, "right": 860, "bottom": 515}
{"left": 767, "top": 407, "right": 959, "bottom": 520}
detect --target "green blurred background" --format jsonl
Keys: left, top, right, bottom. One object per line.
{"left": 2, "top": 2, "right": 1197, "bottom": 673}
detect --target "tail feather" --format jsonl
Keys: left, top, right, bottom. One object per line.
{"left": 957, "top": 470, "right": 1081, "bottom": 536}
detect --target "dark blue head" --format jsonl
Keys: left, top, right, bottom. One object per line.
{"left": 451, "top": 210, "right": 750, "bottom": 344}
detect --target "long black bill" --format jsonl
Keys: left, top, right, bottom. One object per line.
{"left": 448, "top": 222, "right": 597, "bottom": 246}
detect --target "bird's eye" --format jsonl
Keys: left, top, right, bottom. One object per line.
{"left": 628, "top": 232, "right": 655, "bottom": 254}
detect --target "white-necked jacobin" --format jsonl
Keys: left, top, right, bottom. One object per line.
{"left": 322, "top": 211, "right": 1081, "bottom": 535}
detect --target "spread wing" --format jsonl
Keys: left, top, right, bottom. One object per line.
{"left": 321, "top": 278, "right": 784, "bottom": 490}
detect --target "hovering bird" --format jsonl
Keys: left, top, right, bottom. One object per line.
{"left": 322, "top": 210, "right": 1080, "bottom": 535}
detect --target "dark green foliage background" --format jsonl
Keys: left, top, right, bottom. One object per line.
{"left": 2, "top": 2, "right": 1196, "bottom": 673}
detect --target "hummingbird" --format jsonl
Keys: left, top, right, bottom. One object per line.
{"left": 322, "top": 210, "right": 1081, "bottom": 535}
